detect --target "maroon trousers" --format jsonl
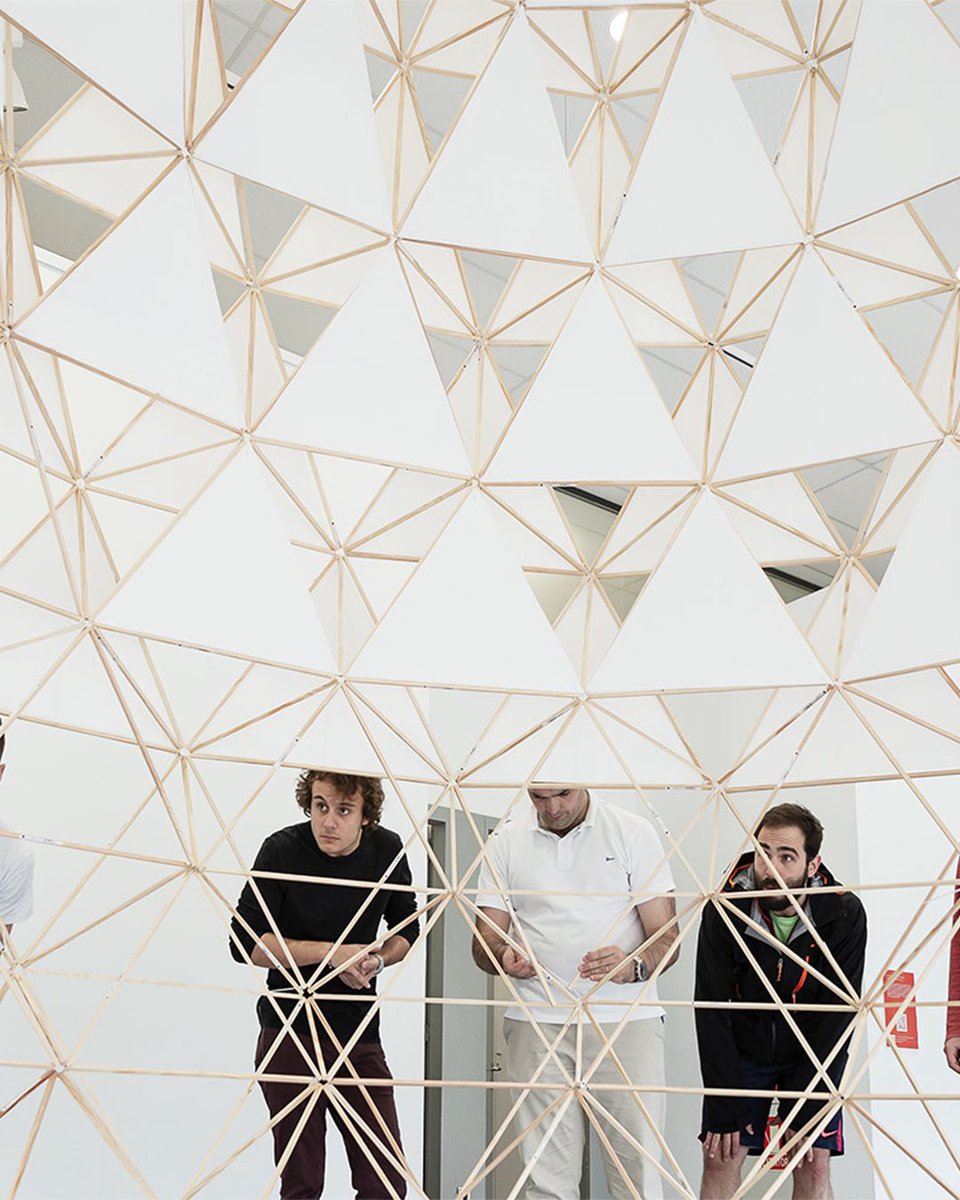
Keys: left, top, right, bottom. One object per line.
{"left": 255, "top": 1026, "right": 407, "bottom": 1200}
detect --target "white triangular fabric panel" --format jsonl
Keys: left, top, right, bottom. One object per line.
{"left": 486, "top": 277, "right": 697, "bottom": 481}
{"left": 351, "top": 493, "right": 578, "bottom": 692}
{"left": 845, "top": 444, "right": 960, "bottom": 680}
{"left": 590, "top": 494, "right": 827, "bottom": 691}
{"left": 530, "top": 706, "right": 632, "bottom": 785}
{"left": 818, "top": 0, "right": 960, "bottom": 230}
{"left": 20, "top": 167, "right": 239, "bottom": 424}
{"left": 717, "top": 252, "right": 936, "bottom": 479}
{"left": 286, "top": 690, "right": 384, "bottom": 776}
{"left": 258, "top": 250, "right": 468, "bottom": 472}
{"left": 606, "top": 11, "right": 800, "bottom": 263}
{"left": 197, "top": 0, "right": 389, "bottom": 229}
{"left": 99, "top": 450, "right": 335, "bottom": 672}
{"left": 403, "top": 14, "right": 591, "bottom": 261}
{"left": 2, "top": 1, "right": 184, "bottom": 140}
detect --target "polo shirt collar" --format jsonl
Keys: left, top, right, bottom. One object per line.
{"left": 528, "top": 794, "right": 596, "bottom": 837}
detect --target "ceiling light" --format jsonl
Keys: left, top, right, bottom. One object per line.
{"left": 609, "top": 10, "right": 628, "bottom": 43}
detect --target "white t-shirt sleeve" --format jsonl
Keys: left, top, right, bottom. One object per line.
{"left": 628, "top": 817, "right": 675, "bottom": 900}
{"left": 0, "top": 838, "right": 35, "bottom": 924}
{"left": 475, "top": 827, "right": 511, "bottom": 913}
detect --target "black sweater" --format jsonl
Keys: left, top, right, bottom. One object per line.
{"left": 695, "top": 852, "right": 867, "bottom": 1135}
{"left": 229, "top": 822, "right": 420, "bottom": 1043}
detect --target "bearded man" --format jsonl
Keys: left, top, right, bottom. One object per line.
{"left": 695, "top": 803, "right": 866, "bottom": 1200}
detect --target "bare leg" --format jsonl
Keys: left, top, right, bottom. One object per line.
{"left": 700, "top": 1142, "right": 748, "bottom": 1200}
{"left": 791, "top": 1149, "right": 832, "bottom": 1200}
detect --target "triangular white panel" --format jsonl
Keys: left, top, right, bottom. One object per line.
{"left": 99, "top": 450, "right": 335, "bottom": 672}
{"left": 717, "top": 252, "right": 936, "bottom": 479}
{"left": 258, "top": 250, "right": 469, "bottom": 473}
{"left": 2, "top": 0, "right": 184, "bottom": 140}
{"left": 289, "top": 689, "right": 384, "bottom": 776}
{"left": 486, "top": 278, "right": 697, "bottom": 482}
{"left": 529, "top": 705, "right": 632, "bottom": 785}
{"left": 197, "top": 0, "right": 389, "bottom": 229}
{"left": 19, "top": 167, "right": 239, "bottom": 424}
{"left": 849, "top": 693, "right": 960, "bottom": 776}
{"left": 461, "top": 694, "right": 571, "bottom": 776}
{"left": 593, "top": 706, "right": 704, "bottom": 787}
{"left": 606, "top": 11, "right": 800, "bottom": 263}
{"left": 818, "top": 0, "right": 960, "bottom": 230}
{"left": 403, "top": 14, "right": 591, "bottom": 261}
{"left": 784, "top": 692, "right": 894, "bottom": 784}
{"left": 728, "top": 688, "right": 826, "bottom": 788}
{"left": 845, "top": 444, "right": 960, "bottom": 680}
{"left": 351, "top": 493, "right": 578, "bottom": 692}
{"left": 590, "top": 494, "right": 827, "bottom": 691}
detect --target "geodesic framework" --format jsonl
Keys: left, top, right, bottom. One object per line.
{"left": 0, "top": 0, "right": 959, "bottom": 1196}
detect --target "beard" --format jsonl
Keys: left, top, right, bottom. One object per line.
{"left": 757, "top": 874, "right": 807, "bottom": 913}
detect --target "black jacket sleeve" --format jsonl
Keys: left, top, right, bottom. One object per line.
{"left": 779, "top": 897, "right": 867, "bottom": 1134}
{"left": 695, "top": 900, "right": 749, "bottom": 1134}
{"left": 229, "top": 837, "right": 285, "bottom": 963}
{"left": 381, "top": 835, "right": 420, "bottom": 947}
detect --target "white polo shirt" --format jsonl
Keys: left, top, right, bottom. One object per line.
{"left": 0, "top": 821, "right": 34, "bottom": 925}
{"left": 476, "top": 798, "right": 674, "bottom": 1024}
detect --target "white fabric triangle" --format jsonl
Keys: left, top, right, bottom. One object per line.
{"left": 99, "top": 450, "right": 335, "bottom": 673}
{"left": 530, "top": 706, "right": 633, "bottom": 786}
{"left": 845, "top": 444, "right": 960, "bottom": 680}
{"left": 197, "top": 0, "right": 389, "bottom": 229}
{"left": 19, "top": 167, "right": 240, "bottom": 425}
{"left": 592, "top": 705, "right": 703, "bottom": 787}
{"left": 20, "top": 636, "right": 132, "bottom": 738}
{"left": 818, "top": 0, "right": 960, "bottom": 230}
{"left": 590, "top": 493, "right": 827, "bottom": 691}
{"left": 606, "top": 11, "right": 800, "bottom": 263}
{"left": 351, "top": 493, "right": 578, "bottom": 692}
{"left": 730, "top": 690, "right": 891, "bottom": 786}
{"left": 258, "top": 250, "right": 468, "bottom": 474}
{"left": 784, "top": 691, "right": 893, "bottom": 784}
{"left": 2, "top": 1, "right": 184, "bottom": 140}
{"left": 461, "top": 694, "right": 572, "bottom": 777}
{"left": 402, "top": 14, "right": 591, "bottom": 261}
{"left": 128, "top": 639, "right": 247, "bottom": 746}
{"left": 727, "top": 688, "right": 826, "bottom": 788}
{"left": 717, "top": 251, "right": 936, "bottom": 479}
{"left": 847, "top": 692, "right": 960, "bottom": 777}
{"left": 486, "top": 277, "right": 697, "bottom": 482}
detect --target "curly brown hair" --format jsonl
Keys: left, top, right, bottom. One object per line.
{"left": 294, "top": 770, "right": 384, "bottom": 829}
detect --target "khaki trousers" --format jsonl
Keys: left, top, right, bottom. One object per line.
{"left": 503, "top": 1017, "right": 666, "bottom": 1200}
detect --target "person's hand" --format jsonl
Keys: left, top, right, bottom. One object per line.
{"left": 580, "top": 945, "right": 633, "bottom": 984}
{"left": 702, "top": 1127, "right": 751, "bottom": 1163}
{"left": 944, "top": 1036, "right": 960, "bottom": 1073}
{"left": 780, "top": 1128, "right": 814, "bottom": 1165}
{"left": 331, "top": 943, "right": 378, "bottom": 989}
{"left": 498, "top": 945, "right": 536, "bottom": 978}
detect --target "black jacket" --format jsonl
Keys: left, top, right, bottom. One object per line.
{"left": 695, "top": 851, "right": 867, "bottom": 1135}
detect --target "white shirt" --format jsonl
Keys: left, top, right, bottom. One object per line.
{"left": 476, "top": 799, "right": 674, "bottom": 1024}
{"left": 0, "top": 822, "right": 34, "bottom": 925}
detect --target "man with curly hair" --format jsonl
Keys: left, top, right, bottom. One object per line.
{"left": 230, "top": 769, "right": 419, "bottom": 1199}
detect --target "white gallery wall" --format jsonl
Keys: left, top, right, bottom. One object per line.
{"left": 1, "top": 0, "right": 959, "bottom": 1197}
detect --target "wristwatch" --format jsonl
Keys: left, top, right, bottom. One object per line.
{"left": 370, "top": 952, "right": 385, "bottom": 976}
{"left": 633, "top": 957, "right": 648, "bottom": 983}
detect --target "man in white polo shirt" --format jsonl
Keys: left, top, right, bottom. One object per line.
{"left": 0, "top": 729, "right": 34, "bottom": 936}
{"left": 473, "top": 784, "right": 679, "bottom": 1200}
